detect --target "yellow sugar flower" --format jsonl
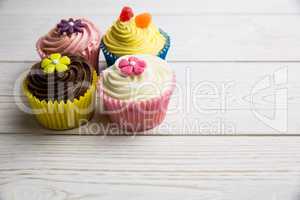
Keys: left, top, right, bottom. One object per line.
{"left": 41, "top": 53, "right": 71, "bottom": 74}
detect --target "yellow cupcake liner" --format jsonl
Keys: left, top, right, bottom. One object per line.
{"left": 23, "top": 71, "right": 98, "bottom": 130}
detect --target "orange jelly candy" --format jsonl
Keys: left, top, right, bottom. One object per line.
{"left": 135, "top": 13, "right": 152, "bottom": 28}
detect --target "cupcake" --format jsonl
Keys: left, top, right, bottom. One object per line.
{"left": 101, "top": 6, "right": 170, "bottom": 66}
{"left": 100, "top": 55, "right": 175, "bottom": 132}
{"left": 23, "top": 53, "right": 97, "bottom": 130}
{"left": 37, "top": 18, "right": 101, "bottom": 73}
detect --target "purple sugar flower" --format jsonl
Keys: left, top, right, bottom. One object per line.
{"left": 57, "top": 18, "right": 85, "bottom": 36}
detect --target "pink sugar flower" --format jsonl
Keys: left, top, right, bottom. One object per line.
{"left": 118, "top": 57, "right": 147, "bottom": 76}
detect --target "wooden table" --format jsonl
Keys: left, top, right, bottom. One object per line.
{"left": 1, "top": 0, "right": 300, "bottom": 199}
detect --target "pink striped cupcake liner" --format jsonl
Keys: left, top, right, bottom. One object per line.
{"left": 99, "top": 75, "right": 176, "bottom": 132}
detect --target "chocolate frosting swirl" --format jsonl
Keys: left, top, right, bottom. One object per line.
{"left": 26, "top": 55, "right": 93, "bottom": 101}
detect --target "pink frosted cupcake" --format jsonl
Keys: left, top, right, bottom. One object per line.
{"left": 37, "top": 18, "right": 101, "bottom": 73}
{"left": 100, "top": 55, "right": 175, "bottom": 132}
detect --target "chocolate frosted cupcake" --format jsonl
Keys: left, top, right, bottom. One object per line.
{"left": 37, "top": 18, "right": 101, "bottom": 73}
{"left": 23, "top": 53, "right": 97, "bottom": 130}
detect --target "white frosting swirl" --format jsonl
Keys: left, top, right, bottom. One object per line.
{"left": 102, "top": 55, "right": 174, "bottom": 101}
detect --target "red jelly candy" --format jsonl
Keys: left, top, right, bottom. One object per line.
{"left": 119, "top": 6, "right": 134, "bottom": 22}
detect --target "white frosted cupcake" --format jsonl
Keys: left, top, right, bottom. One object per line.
{"left": 99, "top": 54, "right": 175, "bottom": 132}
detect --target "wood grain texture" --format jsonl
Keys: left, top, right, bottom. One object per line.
{"left": 2, "top": 15, "right": 300, "bottom": 61}
{"left": 1, "top": 61, "right": 299, "bottom": 135}
{"left": 1, "top": 0, "right": 300, "bottom": 199}
{"left": 1, "top": 0, "right": 300, "bottom": 14}
{"left": 0, "top": 135, "right": 300, "bottom": 200}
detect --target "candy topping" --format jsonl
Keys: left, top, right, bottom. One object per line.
{"left": 41, "top": 53, "right": 71, "bottom": 74}
{"left": 135, "top": 13, "right": 152, "bottom": 28}
{"left": 57, "top": 18, "right": 85, "bottom": 36}
{"left": 118, "top": 57, "right": 147, "bottom": 76}
{"left": 119, "top": 6, "right": 134, "bottom": 22}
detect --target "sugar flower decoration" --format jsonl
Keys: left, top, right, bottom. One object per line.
{"left": 57, "top": 18, "right": 85, "bottom": 36}
{"left": 41, "top": 53, "right": 71, "bottom": 74}
{"left": 118, "top": 57, "right": 147, "bottom": 76}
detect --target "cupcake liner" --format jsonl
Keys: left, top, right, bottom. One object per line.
{"left": 100, "top": 29, "right": 171, "bottom": 67}
{"left": 23, "top": 71, "right": 97, "bottom": 130}
{"left": 157, "top": 29, "right": 170, "bottom": 60}
{"left": 100, "top": 75, "right": 175, "bottom": 132}
{"left": 36, "top": 39, "right": 101, "bottom": 74}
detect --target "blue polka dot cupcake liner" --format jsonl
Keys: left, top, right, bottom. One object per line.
{"left": 100, "top": 29, "right": 170, "bottom": 67}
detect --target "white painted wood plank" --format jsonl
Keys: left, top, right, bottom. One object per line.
{"left": 1, "top": 1, "right": 299, "bottom": 199}
{"left": 1, "top": 15, "right": 300, "bottom": 61}
{"left": 0, "top": 135, "right": 300, "bottom": 200}
{"left": 1, "top": 0, "right": 300, "bottom": 15}
{"left": 0, "top": 61, "right": 298, "bottom": 135}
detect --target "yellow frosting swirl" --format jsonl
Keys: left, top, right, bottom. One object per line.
{"left": 103, "top": 19, "right": 166, "bottom": 56}
{"left": 102, "top": 55, "right": 173, "bottom": 101}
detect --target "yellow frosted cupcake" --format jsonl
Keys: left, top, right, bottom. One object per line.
{"left": 23, "top": 53, "right": 97, "bottom": 130}
{"left": 100, "top": 6, "right": 170, "bottom": 66}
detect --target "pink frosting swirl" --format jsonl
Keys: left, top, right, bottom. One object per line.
{"left": 36, "top": 18, "right": 101, "bottom": 71}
